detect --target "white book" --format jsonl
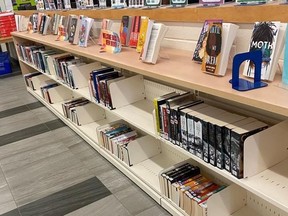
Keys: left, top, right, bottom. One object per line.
{"left": 43, "top": 16, "right": 52, "bottom": 35}
{"left": 141, "top": 23, "right": 168, "bottom": 64}
{"left": 78, "top": 17, "right": 94, "bottom": 47}
{"left": 217, "top": 23, "right": 239, "bottom": 76}
{"left": 243, "top": 21, "right": 280, "bottom": 81}
{"left": 63, "top": 0, "right": 72, "bottom": 9}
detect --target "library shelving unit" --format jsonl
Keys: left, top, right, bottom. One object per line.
{"left": 12, "top": 5, "right": 288, "bottom": 216}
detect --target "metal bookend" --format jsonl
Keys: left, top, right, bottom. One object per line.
{"left": 229, "top": 50, "right": 268, "bottom": 91}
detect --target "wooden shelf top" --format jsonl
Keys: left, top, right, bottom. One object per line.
{"left": 12, "top": 31, "right": 288, "bottom": 117}
{"left": 0, "top": 37, "right": 13, "bottom": 43}
{"left": 14, "top": 3, "right": 288, "bottom": 23}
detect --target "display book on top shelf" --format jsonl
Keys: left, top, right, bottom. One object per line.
{"left": 12, "top": 30, "right": 288, "bottom": 216}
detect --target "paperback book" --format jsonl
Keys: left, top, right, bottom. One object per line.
{"left": 201, "top": 20, "right": 222, "bottom": 75}
{"left": 199, "top": 0, "right": 223, "bottom": 6}
{"left": 120, "top": 16, "right": 132, "bottom": 47}
{"left": 243, "top": 21, "right": 280, "bottom": 81}
{"left": 78, "top": 17, "right": 94, "bottom": 47}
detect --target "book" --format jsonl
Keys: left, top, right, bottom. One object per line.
{"left": 141, "top": 23, "right": 168, "bottom": 64}
{"left": 129, "top": 16, "right": 141, "bottom": 48}
{"left": 136, "top": 17, "right": 153, "bottom": 53}
{"left": 201, "top": 20, "right": 222, "bottom": 75}
{"left": 144, "top": 0, "right": 161, "bottom": 7}
{"left": 78, "top": 17, "right": 94, "bottom": 47}
{"left": 231, "top": 121, "right": 268, "bottom": 178}
{"left": 111, "top": 0, "right": 126, "bottom": 8}
{"left": 193, "top": 20, "right": 221, "bottom": 63}
{"left": 199, "top": 0, "right": 223, "bottom": 6}
{"left": 98, "top": 19, "right": 113, "bottom": 46}
{"left": 243, "top": 21, "right": 281, "bottom": 81}
{"left": 120, "top": 16, "right": 132, "bottom": 47}
{"left": 236, "top": 0, "right": 267, "bottom": 4}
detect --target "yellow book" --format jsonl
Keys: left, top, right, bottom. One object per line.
{"left": 136, "top": 17, "right": 150, "bottom": 53}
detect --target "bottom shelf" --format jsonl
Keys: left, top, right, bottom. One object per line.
{"left": 27, "top": 87, "right": 187, "bottom": 216}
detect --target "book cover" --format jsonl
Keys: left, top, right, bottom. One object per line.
{"left": 144, "top": 0, "right": 160, "bottom": 7}
{"left": 193, "top": 20, "right": 221, "bottom": 63}
{"left": 68, "top": 16, "right": 78, "bottom": 43}
{"left": 120, "top": 16, "right": 132, "bottom": 46}
{"left": 136, "top": 17, "right": 151, "bottom": 53}
{"left": 98, "top": 19, "right": 113, "bottom": 46}
{"left": 129, "top": 16, "right": 141, "bottom": 48}
{"left": 199, "top": 0, "right": 223, "bottom": 5}
{"left": 201, "top": 20, "right": 222, "bottom": 75}
{"left": 170, "top": 0, "right": 187, "bottom": 7}
{"left": 100, "top": 30, "right": 122, "bottom": 54}
{"left": 243, "top": 21, "right": 280, "bottom": 81}
{"left": 236, "top": 0, "right": 267, "bottom": 4}
{"left": 283, "top": 27, "right": 288, "bottom": 86}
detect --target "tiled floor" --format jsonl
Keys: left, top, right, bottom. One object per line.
{"left": 0, "top": 75, "right": 171, "bottom": 216}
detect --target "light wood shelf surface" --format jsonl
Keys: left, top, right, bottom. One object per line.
{"left": 12, "top": 31, "right": 288, "bottom": 117}
{"left": 0, "top": 37, "right": 13, "bottom": 43}
{"left": 14, "top": 3, "right": 288, "bottom": 23}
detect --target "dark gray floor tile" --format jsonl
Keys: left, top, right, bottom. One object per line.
{"left": 18, "top": 177, "right": 111, "bottom": 216}
{"left": 0, "top": 209, "right": 21, "bottom": 216}
{"left": 45, "top": 119, "right": 66, "bottom": 131}
{"left": 65, "top": 195, "right": 132, "bottom": 216}
{"left": 0, "top": 124, "right": 49, "bottom": 147}
{"left": 25, "top": 102, "right": 43, "bottom": 110}
{"left": 0, "top": 105, "right": 29, "bottom": 119}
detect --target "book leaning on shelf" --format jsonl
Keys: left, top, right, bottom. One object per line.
{"left": 243, "top": 21, "right": 287, "bottom": 81}
{"left": 200, "top": 21, "right": 239, "bottom": 76}
{"left": 159, "top": 161, "right": 226, "bottom": 216}
{"left": 140, "top": 23, "right": 168, "bottom": 64}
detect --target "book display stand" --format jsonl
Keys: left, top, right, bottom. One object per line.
{"left": 13, "top": 5, "right": 288, "bottom": 216}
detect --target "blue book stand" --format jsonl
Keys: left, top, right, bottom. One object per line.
{"left": 229, "top": 50, "right": 268, "bottom": 91}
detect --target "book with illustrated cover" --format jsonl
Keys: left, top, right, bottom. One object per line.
{"left": 78, "top": 17, "right": 94, "bottom": 47}
{"left": 243, "top": 21, "right": 281, "bottom": 81}
{"left": 201, "top": 20, "right": 222, "bottom": 75}
{"left": 129, "top": 16, "right": 141, "bottom": 48}
{"left": 120, "top": 16, "right": 132, "bottom": 46}
{"left": 193, "top": 20, "right": 221, "bottom": 63}
{"left": 136, "top": 17, "right": 152, "bottom": 53}
{"left": 98, "top": 19, "right": 113, "bottom": 45}
{"left": 199, "top": 0, "right": 223, "bottom": 6}
{"left": 68, "top": 15, "right": 78, "bottom": 43}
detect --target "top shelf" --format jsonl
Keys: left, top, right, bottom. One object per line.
{"left": 14, "top": 3, "right": 288, "bottom": 23}
{"left": 12, "top": 31, "right": 288, "bottom": 117}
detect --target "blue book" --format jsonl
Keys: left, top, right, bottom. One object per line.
{"left": 283, "top": 27, "right": 288, "bottom": 86}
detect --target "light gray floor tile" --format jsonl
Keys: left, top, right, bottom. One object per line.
{"left": 0, "top": 169, "right": 6, "bottom": 187}
{"left": 3, "top": 149, "right": 93, "bottom": 207}
{"left": 29, "top": 107, "right": 57, "bottom": 123}
{"left": 135, "top": 205, "right": 171, "bottom": 216}
{"left": 114, "top": 185, "right": 156, "bottom": 215}
{"left": 0, "top": 112, "right": 42, "bottom": 136}
{"left": 97, "top": 169, "right": 133, "bottom": 193}
{"left": 0, "top": 185, "right": 17, "bottom": 215}
{"left": 65, "top": 195, "right": 132, "bottom": 216}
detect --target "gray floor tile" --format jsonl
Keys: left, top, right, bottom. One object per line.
{"left": 3, "top": 150, "right": 94, "bottom": 206}
{"left": 0, "top": 209, "right": 21, "bottom": 216}
{"left": 97, "top": 169, "right": 133, "bottom": 193}
{"left": 0, "top": 112, "right": 43, "bottom": 136}
{"left": 29, "top": 107, "right": 57, "bottom": 123}
{"left": 0, "top": 185, "right": 17, "bottom": 215}
{"left": 65, "top": 195, "right": 132, "bottom": 216}
{"left": 0, "top": 169, "right": 6, "bottom": 187}
{"left": 44, "top": 119, "right": 66, "bottom": 131}
{"left": 26, "top": 102, "right": 43, "bottom": 110}
{"left": 0, "top": 124, "right": 49, "bottom": 147}
{"left": 0, "top": 105, "right": 29, "bottom": 119}
{"left": 135, "top": 205, "right": 171, "bottom": 216}
{"left": 114, "top": 185, "right": 156, "bottom": 215}
{"left": 18, "top": 177, "right": 111, "bottom": 216}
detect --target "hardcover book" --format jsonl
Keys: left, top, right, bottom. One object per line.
{"left": 243, "top": 21, "right": 280, "bottom": 81}
{"left": 201, "top": 20, "right": 222, "bottom": 75}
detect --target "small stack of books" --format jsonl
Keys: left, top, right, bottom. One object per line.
{"left": 89, "top": 67, "right": 124, "bottom": 109}
{"left": 159, "top": 161, "right": 226, "bottom": 216}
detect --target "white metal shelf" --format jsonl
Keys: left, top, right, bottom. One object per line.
{"left": 24, "top": 59, "right": 288, "bottom": 214}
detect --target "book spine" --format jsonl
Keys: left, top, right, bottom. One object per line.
{"left": 187, "top": 115, "right": 195, "bottom": 154}
{"left": 202, "top": 120, "right": 209, "bottom": 163}
{"left": 215, "top": 125, "right": 224, "bottom": 169}
{"left": 208, "top": 123, "right": 216, "bottom": 166}
{"left": 180, "top": 111, "right": 187, "bottom": 149}
{"left": 194, "top": 117, "right": 203, "bottom": 159}
{"left": 223, "top": 127, "right": 231, "bottom": 172}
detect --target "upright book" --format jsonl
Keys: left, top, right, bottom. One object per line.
{"left": 243, "top": 21, "right": 280, "bottom": 81}
{"left": 201, "top": 20, "right": 222, "bottom": 75}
